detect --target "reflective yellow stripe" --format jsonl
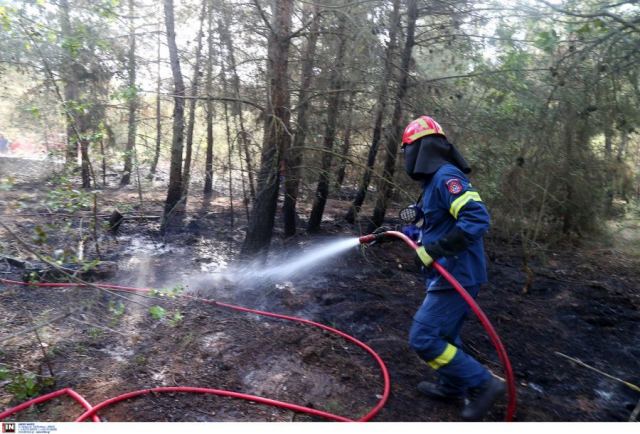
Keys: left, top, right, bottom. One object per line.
{"left": 408, "top": 129, "right": 437, "bottom": 142}
{"left": 416, "top": 118, "right": 430, "bottom": 129}
{"left": 427, "top": 343, "right": 458, "bottom": 370}
{"left": 416, "top": 246, "right": 433, "bottom": 266}
{"left": 449, "top": 191, "right": 482, "bottom": 219}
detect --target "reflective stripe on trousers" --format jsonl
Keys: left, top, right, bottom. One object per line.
{"left": 409, "top": 285, "right": 491, "bottom": 393}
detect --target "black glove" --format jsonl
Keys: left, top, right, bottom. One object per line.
{"left": 371, "top": 226, "right": 391, "bottom": 244}
{"left": 416, "top": 227, "right": 470, "bottom": 267}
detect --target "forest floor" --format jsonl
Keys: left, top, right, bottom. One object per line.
{"left": 1, "top": 155, "right": 639, "bottom": 422}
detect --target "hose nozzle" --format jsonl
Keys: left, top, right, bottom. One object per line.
{"left": 358, "top": 234, "right": 377, "bottom": 244}
{"left": 358, "top": 229, "right": 388, "bottom": 245}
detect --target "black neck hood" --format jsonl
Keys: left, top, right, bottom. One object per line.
{"left": 403, "top": 135, "right": 471, "bottom": 181}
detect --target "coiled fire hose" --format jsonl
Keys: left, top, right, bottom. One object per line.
{"left": 358, "top": 230, "right": 516, "bottom": 421}
{"left": 0, "top": 278, "right": 388, "bottom": 422}
{"left": 1, "top": 231, "right": 515, "bottom": 421}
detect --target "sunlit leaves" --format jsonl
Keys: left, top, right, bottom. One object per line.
{"left": 61, "top": 36, "right": 82, "bottom": 59}
{"left": 0, "top": 6, "right": 11, "bottom": 31}
{"left": 96, "top": 0, "right": 122, "bottom": 20}
{"left": 111, "top": 85, "right": 139, "bottom": 102}
{"left": 26, "top": 105, "right": 41, "bottom": 119}
{"left": 534, "top": 29, "right": 558, "bottom": 54}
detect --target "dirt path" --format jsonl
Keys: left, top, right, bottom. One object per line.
{"left": 1, "top": 157, "right": 638, "bottom": 421}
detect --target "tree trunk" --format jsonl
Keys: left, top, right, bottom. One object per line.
{"left": 345, "top": 0, "right": 400, "bottom": 223}
{"left": 604, "top": 111, "right": 615, "bottom": 213}
{"left": 120, "top": 0, "right": 137, "bottom": 186}
{"left": 307, "top": 14, "right": 349, "bottom": 233}
{"left": 240, "top": 0, "right": 293, "bottom": 257}
{"left": 617, "top": 129, "right": 628, "bottom": 162}
{"left": 282, "top": 1, "right": 320, "bottom": 237}
{"left": 562, "top": 102, "right": 575, "bottom": 234}
{"left": 149, "top": 18, "right": 162, "bottom": 180}
{"left": 203, "top": 2, "right": 214, "bottom": 195}
{"left": 161, "top": 0, "right": 186, "bottom": 232}
{"left": 370, "top": 0, "right": 418, "bottom": 229}
{"left": 219, "top": 4, "right": 256, "bottom": 199}
{"left": 334, "top": 90, "right": 355, "bottom": 191}
{"left": 182, "top": 0, "right": 207, "bottom": 199}
{"left": 100, "top": 127, "right": 107, "bottom": 187}
{"left": 220, "top": 36, "right": 235, "bottom": 229}
{"left": 234, "top": 115, "right": 250, "bottom": 219}
{"left": 79, "top": 123, "right": 91, "bottom": 189}
{"left": 59, "top": 0, "right": 79, "bottom": 167}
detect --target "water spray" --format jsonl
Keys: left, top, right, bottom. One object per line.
{"left": 358, "top": 230, "right": 516, "bottom": 421}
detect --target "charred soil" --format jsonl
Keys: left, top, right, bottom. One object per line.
{"left": 0, "top": 156, "right": 639, "bottom": 422}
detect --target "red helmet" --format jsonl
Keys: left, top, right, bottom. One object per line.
{"left": 401, "top": 116, "right": 445, "bottom": 146}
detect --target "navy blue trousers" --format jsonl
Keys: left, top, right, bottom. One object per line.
{"left": 409, "top": 286, "right": 490, "bottom": 394}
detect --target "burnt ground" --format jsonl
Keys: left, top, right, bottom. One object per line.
{"left": 0, "top": 156, "right": 639, "bottom": 422}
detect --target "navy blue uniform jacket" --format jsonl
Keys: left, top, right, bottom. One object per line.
{"left": 420, "top": 163, "right": 490, "bottom": 290}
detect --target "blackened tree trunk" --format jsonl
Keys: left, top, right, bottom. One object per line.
{"left": 203, "top": 2, "right": 214, "bottom": 195}
{"left": 334, "top": 90, "right": 355, "bottom": 191}
{"left": 161, "top": 0, "right": 186, "bottom": 232}
{"left": 240, "top": 0, "right": 293, "bottom": 256}
{"left": 345, "top": 0, "right": 400, "bottom": 223}
{"left": 307, "top": 14, "right": 349, "bottom": 233}
{"left": 282, "top": 1, "right": 320, "bottom": 237}
{"left": 370, "top": 0, "right": 418, "bottom": 229}
{"left": 149, "top": 18, "right": 162, "bottom": 180}
{"left": 121, "top": 0, "right": 137, "bottom": 186}
{"left": 182, "top": 0, "right": 207, "bottom": 199}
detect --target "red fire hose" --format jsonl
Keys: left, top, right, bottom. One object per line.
{"left": 359, "top": 230, "right": 516, "bottom": 421}
{"left": 0, "top": 278, "right": 388, "bottom": 422}
{"left": 0, "top": 388, "right": 100, "bottom": 422}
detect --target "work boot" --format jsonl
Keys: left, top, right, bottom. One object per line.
{"left": 417, "top": 381, "right": 464, "bottom": 401}
{"left": 461, "top": 375, "right": 506, "bottom": 421}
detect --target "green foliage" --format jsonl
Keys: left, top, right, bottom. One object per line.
{"left": 111, "top": 85, "right": 139, "bottom": 102}
{"left": 0, "top": 176, "right": 14, "bottom": 191}
{"left": 96, "top": 0, "right": 122, "bottom": 19}
{"left": 81, "top": 259, "right": 101, "bottom": 273}
{"left": 0, "top": 5, "right": 12, "bottom": 31}
{"left": 114, "top": 202, "right": 134, "bottom": 214}
{"left": 61, "top": 36, "right": 82, "bottom": 59}
{"left": 44, "top": 177, "right": 92, "bottom": 212}
{"left": 4, "top": 372, "right": 55, "bottom": 401}
{"left": 32, "top": 225, "right": 48, "bottom": 245}
{"left": 534, "top": 30, "right": 558, "bottom": 53}
{"left": 150, "top": 285, "right": 184, "bottom": 299}
{"left": 63, "top": 100, "right": 97, "bottom": 118}
{"left": 26, "top": 271, "right": 40, "bottom": 283}
{"left": 108, "top": 300, "right": 125, "bottom": 318}
{"left": 88, "top": 327, "right": 103, "bottom": 340}
{"left": 25, "top": 105, "right": 41, "bottom": 119}
{"left": 169, "top": 311, "right": 184, "bottom": 327}
{"left": 148, "top": 305, "right": 166, "bottom": 320}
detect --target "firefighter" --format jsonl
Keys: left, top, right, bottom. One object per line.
{"left": 402, "top": 115, "right": 505, "bottom": 420}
